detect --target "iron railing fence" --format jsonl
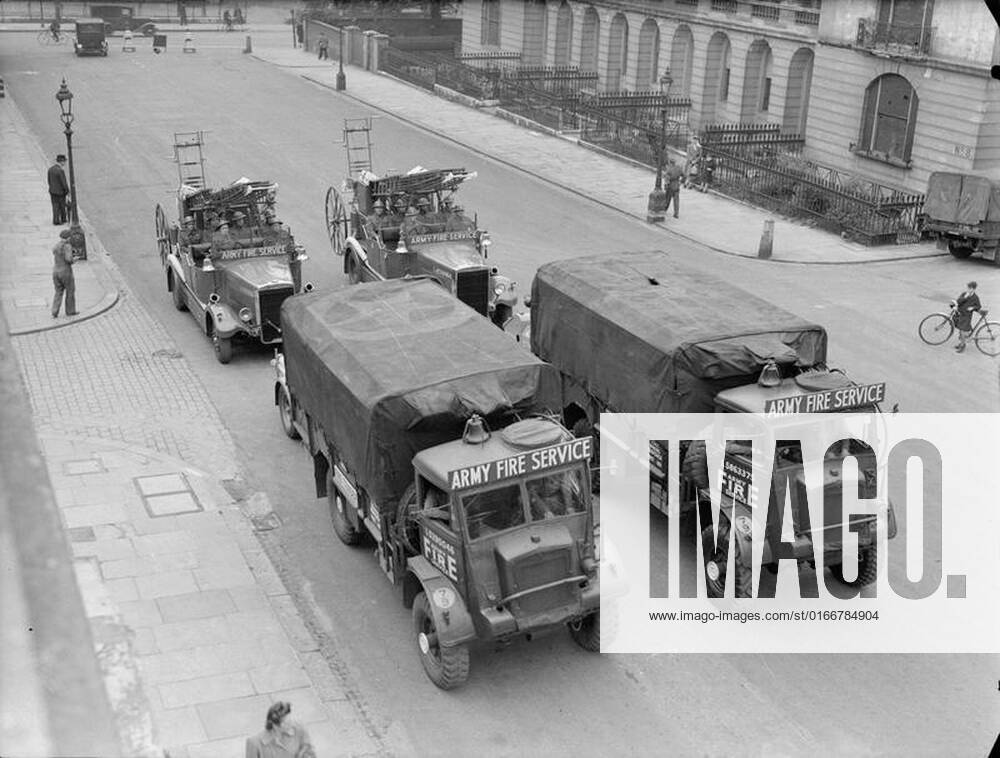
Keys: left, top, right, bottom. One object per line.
{"left": 579, "top": 105, "right": 693, "bottom": 164}
{"left": 700, "top": 121, "right": 805, "bottom": 158}
{"left": 701, "top": 145, "right": 925, "bottom": 245}
{"left": 380, "top": 46, "right": 437, "bottom": 91}
{"left": 495, "top": 77, "right": 586, "bottom": 131}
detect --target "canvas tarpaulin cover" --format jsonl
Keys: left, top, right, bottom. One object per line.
{"left": 281, "top": 279, "right": 561, "bottom": 509}
{"left": 530, "top": 251, "right": 828, "bottom": 413}
{"left": 924, "top": 172, "right": 995, "bottom": 225}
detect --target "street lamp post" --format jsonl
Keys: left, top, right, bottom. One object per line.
{"left": 335, "top": 28, "right": 347, "bottom": 91}
{"left": 646, "top": 70, "right": 674, "bottom": 224}
{"left": 55, "top": 79, "right": 86, "bottom": 260}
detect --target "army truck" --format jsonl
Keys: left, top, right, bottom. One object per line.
{"left": 324, "top": 118, "right": 522, "bottom": 336}
{"left": 921, "top": 172, "right": 1000, "bottom": 263}
{"left": 530, "top": 251, "right": 895, "bottom": 597}
{"left": 273, "top": 279, "right": 602, "bottom": 688}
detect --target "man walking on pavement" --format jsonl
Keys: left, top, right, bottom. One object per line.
{"left": 52, "top": 228, "right": 78, "bottom": 318}
{"left": 317, "top": 33, "right": 329, "bottom": 60}
{"left": 664, "top": 158, "right": 684, "bottom": 220}
{"left": 48, "top": 154, "right": 70, "bottom": 225}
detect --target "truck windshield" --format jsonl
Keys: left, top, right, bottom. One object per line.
{"left": 461, "top": 468, "right": 587, "bottom": 540}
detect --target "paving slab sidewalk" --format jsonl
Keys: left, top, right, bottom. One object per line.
{"left": 0, "top": 92, "right": 387, "bottom": 757}
{"left": 252, "top": 45, "right": 944, "bottom": 266}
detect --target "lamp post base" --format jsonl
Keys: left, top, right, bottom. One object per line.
{"left": 646, "top": 189, "right": 667, "bottom": 223}
{"left": 335, "top": 69, "right": 346, "bottom": 91}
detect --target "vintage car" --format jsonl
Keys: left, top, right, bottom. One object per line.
{"left": 324, "top": 119, "right": 522, "bottom": 336}
{"left": 73, "top": 18, "right": 109, "bottom": 56}
{"left": 90, "top": 3, "right": 157, "bottom": 34}
{"left": 155, "top": 132, "right": 310, "bottom": 364}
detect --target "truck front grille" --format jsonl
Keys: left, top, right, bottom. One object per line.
{"left": 456, "top": 269, "right": 489, "bottom": 317}
{"left": 510, "top": 548, "right": 574, "bottom": 615}
{"left": 259, "top": 287, "right": 294, "bottom": 343}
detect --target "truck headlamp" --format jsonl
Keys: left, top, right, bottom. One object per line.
{"left": 494, "top": 283, "right": 506, "bottom": 296}
{"left": 239, "top": 307, "right": 253, "bottom": 323}
{"left": 734, "top": 515, "right": 754, "bottom": 538}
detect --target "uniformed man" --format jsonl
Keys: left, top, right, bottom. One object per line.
{"left": 400, "top": 206, "right": 421, "bottom": 238}
{"left": 415, "top": 196, "right": 433, "bottom": 224}
{"left": 369, "top": 199, "right": 392, "bottom": 235}
{"left": 390, "top": 196, "right": 408, "bottom": 226}
{"left": 445, "top": 204, "right": 474, "bottom": 233}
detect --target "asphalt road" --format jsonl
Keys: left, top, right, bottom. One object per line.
{"left": 2, "top": 31, "right": 997, "bottom": 757}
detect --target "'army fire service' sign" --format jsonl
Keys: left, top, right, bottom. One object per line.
{"left": 448, "top": 438, "right": 592, "bottom": 490}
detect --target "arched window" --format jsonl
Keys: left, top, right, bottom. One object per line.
{"left": 669, "top": 26, "right": 694, "bottom": 97}
{"left": 554, "top": 1, "right": 573, "bottom": 66}
{"left": 783, "top": 48, "right": 814, "bottom": 135}
{"left": 857, "top": 74, "right": 918, "bottom": 164}
{"left": 580, "top": 7, "right": 600, "bottom": 74}
{"left": 522, "top": 0, "right": 548, "bottom": 66}
{"left": 481, "top": 0, "right": 500, "bottom": 46}
{"left": 702, "top": 32, "right": 731, "bottom": 122}
{"left": 606, "top": 13, "right": 629, "bottom": 90}
{"left": 636, "top": 19, "right": 660, "bottom": 89}
{"left": 741, "top": 40, "right": 772, "bottom": 121}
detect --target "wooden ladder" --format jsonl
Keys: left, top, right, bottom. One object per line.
{"left": 173, "top": 131, "right": 207, "bottom": 189}
{"left": 341, "top": 118, "right": 374, "bottom": 177}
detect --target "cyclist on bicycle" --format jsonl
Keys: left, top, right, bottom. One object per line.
{"left": 49, "top": 19, "right": 61, "bottom": 40}
{"left": 952, "top": 280, "right": 981, "bottom": 352}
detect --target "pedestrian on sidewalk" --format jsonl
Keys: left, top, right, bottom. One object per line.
{"left": 683, "top": 135, "right": 701, "bottom": 189}
{"left": 47, "top": 154, "right": 70, "bottom": 225}
{"left": 317, "top": 33, "right": 329, "bottom": 60}
{"left": 246, "top": 701, "right": 314, "bottom": 758}
{"left": 952, "top": 280, "right": 981, "bottom": 353}
{"left": 664, "top": 158, "right": 684, "bottom": 220}
{"left": 51, "top": 229, "right": 78, "bottom": 318}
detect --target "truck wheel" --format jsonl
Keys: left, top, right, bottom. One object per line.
{"left": 346, "top": 253, "right": 361, "bottom": 284}
{"left": 828, "top": 549, "right": 877, "bottom": 588}
{"left": 948, "top": 241, "right": 974, "bottom": 259}
{"left": 327, "top": 472, "right": 362, "bottom": 546}
{"left": 213, "top": 332, "right": 233, "bottom": 364}
{"left": 702, "top": 522, "right": 751, "bottom": 598}
{"left": 170, "top": 275, "right": 187, "bottom": 311}
{"left": 568, "top": 611, "right": 601, "bottom": 652}
{"left": 278, "top": 388, "right": 300, "bottom": 440}
{"left": 413, "top": 591, "right": 470, "bottom": 690}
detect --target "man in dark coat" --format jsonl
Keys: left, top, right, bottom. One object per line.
{"left": 953, "top": 280, "right": 981, "bottom": 352}
{"left": 664, "top": 158, "right": 685, "bottom": 219}
{"left": 48, "top": 155, "right": 70, "bottom": 225}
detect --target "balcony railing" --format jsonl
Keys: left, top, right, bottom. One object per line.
{"left": 711, "top": 0, "right": 738, "bottom": 12}
{"left": 857, "top": 18, "right": 934, "bottom": 56}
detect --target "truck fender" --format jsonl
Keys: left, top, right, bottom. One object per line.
{"left": 405, "top": 556, "right": 476, "bottom": 648}
{"left": 206, "top": 302, "right": 239, "bottom": 339}
{"left": 727, "top": 502, "right": 767, "bottom": 567}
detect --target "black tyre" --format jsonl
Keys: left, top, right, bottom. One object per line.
{"left": 170, "top": 274, "right": 187, "bottom": 311}
{"left": 413, "top": 591, "right": 470, "bottom": 690}
{"left": 702, "top": 520, "right": 752, "bottom": 598}
{"left": 948, "top": 240, "right": 974, "bottom": 259}
{"left": 327, "top": 469, "right": 362, "bottom": 546}
{"left": 213, "top": 332, "right": 232, "bottom": 364}
{"left": 829, "top": 548, "right": 877, "bottom": 587}
{"left": 918, "top": 313, "right": 954, "bottom": 346}
{"left": 278, "top": 387, "right": 300, "bottom": 440}
{"left": 569, "top": 612, "right": 601, "bottom": 652}
{"left": 346, "top": 253, "right": 361, "bottom": 284}
{"left": 973, "top": 321, "right": 1000, "bottom": 357}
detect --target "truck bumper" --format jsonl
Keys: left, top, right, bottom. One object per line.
{"left": 478, "top": 578, "right": 600, "bottom": 640}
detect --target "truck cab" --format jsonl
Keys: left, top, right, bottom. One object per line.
{"left": 650, "top": 367, "right": 897, "bottom": 597}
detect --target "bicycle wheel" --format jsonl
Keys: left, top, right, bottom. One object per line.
{"left": 918, "top": 313, "right": 954, "bottom": 346}
{"left": 973, "top": 321, "right": 1000, "bottom": 356}
{"left": 37, "top": 30, "right": 52, "bottom": 45}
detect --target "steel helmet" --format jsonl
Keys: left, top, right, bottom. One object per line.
{"left": 416, "top": 196, "right": 430, "bottom": 208}
{"left": 373, "top": 199, "right": 386, "bottom": 210}
{"left": 393, "top": 196, "right": 407, "bottom": 210}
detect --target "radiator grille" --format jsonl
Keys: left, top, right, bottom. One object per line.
{"left": 511, "top": 549, "right": 574, "bottom": 615}
{"left": 259, "top": 287, "right": 294, "bottom": 343}
{"left": 456, "top": 269, "right": 489, "bottom": 317}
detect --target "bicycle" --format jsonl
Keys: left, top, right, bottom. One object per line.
{"left": 918, "top": 303, "right": 1000, "bottom": 356}
{"left": 37, "top": 29, "right": 69, "bottom": 45}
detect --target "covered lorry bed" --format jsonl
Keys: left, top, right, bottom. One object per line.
{"left": 281, "top": 279, "right": 561, "bottom": 509}
{"left": 530, "top": 251, "right": 827, "bottom": 413}
{"left": 923, "top": 172, "right": 1000, "bottom": 226}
